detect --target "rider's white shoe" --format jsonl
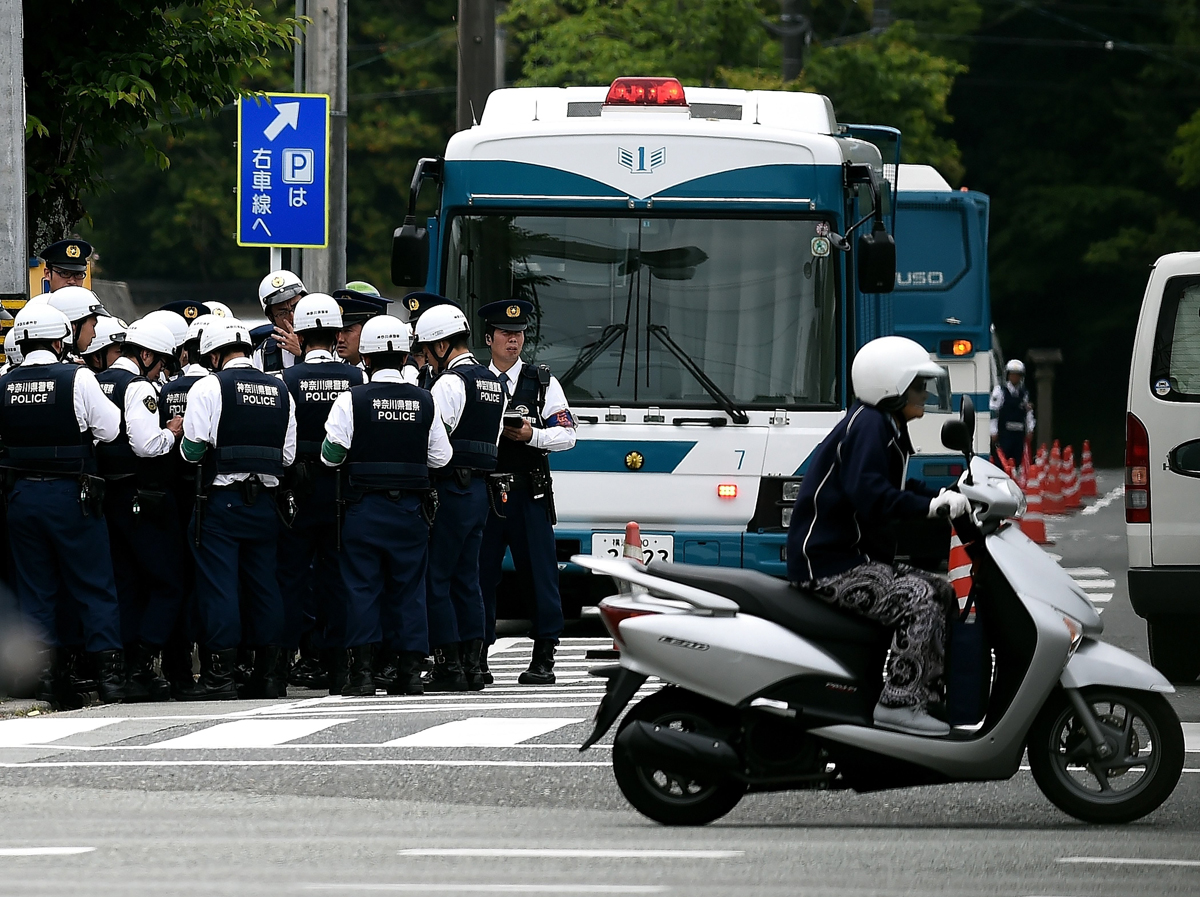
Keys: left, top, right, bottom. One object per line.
{"left": 873, "top": 702, "right": 951, "bottom": 737}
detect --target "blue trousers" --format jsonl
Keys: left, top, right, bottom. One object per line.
{"left": 6, "top": 478, "right": 122, "bottom": 652}
{"left": 189, "top": 489, "right": 283, "bottom": 652}
{"left": 105, "top": 478, "right": 187, "bottom": 648}
{"left": 995, "top": 432, "right": 1026, "bottom": 466}
{"left": 276, "top": 474, "right": 346, "bottom": 650}
{"left": 426, "top": 476, "right": 488, "bottom": 646}
{"left": 479, "top": 487, "right": 564, "bottom": 644}
{"left": 340, "top": 492, "right": 429, "bottom": 652}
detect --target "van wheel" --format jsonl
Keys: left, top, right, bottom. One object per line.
{"left": 1148, "top": 618, "right": 1200, "bottom": 682}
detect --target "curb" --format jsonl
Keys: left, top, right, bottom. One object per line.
{"left": 0, "top": 697, "right": 52, "bottom": 719}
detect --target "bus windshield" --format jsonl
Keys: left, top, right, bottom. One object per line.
{"left": 445, "top": 215, "right": 839, "bottom": 409}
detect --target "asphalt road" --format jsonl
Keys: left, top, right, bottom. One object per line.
{"left": 0, "top": 469, "right": 1197, "bottom": 897}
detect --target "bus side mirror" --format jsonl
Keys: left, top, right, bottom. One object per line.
{"left": 391, "top": 216, "right": 429, "bottom": 288}
{"left": 857, "top": 221, "right": 895, "bottom": 293}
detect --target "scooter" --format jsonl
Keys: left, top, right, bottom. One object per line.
{"left": 575, "top": 398, "right": 1184, "bottom": 826}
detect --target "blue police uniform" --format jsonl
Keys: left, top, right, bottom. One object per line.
{"left": 994, "top": 382, "right": 1032, "bottom": 463}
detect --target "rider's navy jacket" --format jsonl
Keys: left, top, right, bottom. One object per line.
{"left": 787, "top": 401, "right": 936, "bottom": 584}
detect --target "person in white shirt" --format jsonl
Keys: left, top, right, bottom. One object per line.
{"left": 252, "top": 270, "right": 306, "bottom": 373}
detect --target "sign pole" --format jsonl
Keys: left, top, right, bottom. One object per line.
{"left": 270, "top": 247, "right": 283, "bottom": 273}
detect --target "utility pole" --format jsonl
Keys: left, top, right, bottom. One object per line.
{"left": 0, "top": 3, "right": 26, "bottom": 317}
{"left": 780, "top": 0, "right": 810, "bottom": 82}
{"left": 457, "top": 0, "right": 496, "bottom": 132}
{"left": 872, "top": 0, "right": 892, "bottom": 31}
{"left": 291, "top": 0, "right": 307, "bottom": 282}
{"left": 300, "top": 0, "right": 347, "bottom": 293}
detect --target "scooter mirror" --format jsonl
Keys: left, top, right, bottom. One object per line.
{"left": 941, "top": 419, "right": 971, "bottom": 453}
{"left": 960, "top": 393, "right": 976, "bottom": 434}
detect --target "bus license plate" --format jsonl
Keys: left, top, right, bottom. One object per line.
{"left": 591, "top": 533, "right": 674, "bottom": 565}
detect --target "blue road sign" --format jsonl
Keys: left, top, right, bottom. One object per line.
{"left": 237, "top": 93, "right": 330, "bottom": 248}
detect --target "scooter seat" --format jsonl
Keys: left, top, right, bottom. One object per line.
{"left": 644, "top": 561, "right": 886, "bottom": 644}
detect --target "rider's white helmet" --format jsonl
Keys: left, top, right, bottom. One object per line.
{"left": 852, "top": 336, "right": 944, "bottom": 408}
{"left": 258, "top": 270, "right": 306, "bottom": 310}
{"left": 293, "top": 293, "right": 343, "bottom": 333}
{"left": 200, "top": 318, "right": 253, "bottom": 356}
{"left": 359, "top": 315, "right": 412, "bottom": 355}
{"left": 413, "top": 304, "right": 469, "bottom": 345}
{"left": 1005, "top": 359, "right": 1026, "bottom": 376}
{"left": 81, "top": 316, "right": 127, "bottom": 356}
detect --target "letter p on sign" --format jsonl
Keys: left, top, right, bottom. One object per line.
{"left": 283, "top": 148, "right": 314, "bottom": 184}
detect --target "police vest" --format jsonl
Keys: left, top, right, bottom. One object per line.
{"left": 496, "top": 363, "right": 551, "bottom": 474}
{"left": 259, "top": 339, "right": 285, "bottom": 374}
{"left": 997, "top": 385, "right": 1030, "bottom": 435}
{"left": 283, "top": 360, "right": 364, "bottom": 459}
{"left": 95, "top": 367, "right": 144, "bottom": 478}
{"left": 159, "top": 373, "right": 203, "bottom": 484}
{"left": 439, "top": 359, "right": 504, "bottom": 471}
{"left": 0, "top": 363, "right": 96, "bottom": 475}
{"left": 346, "top": 380, "right": 434, "bottom": 492}
{"left": 207, "top": 367, "right": 290, "bottom": 485}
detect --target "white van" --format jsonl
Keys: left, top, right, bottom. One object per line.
{"left": 1127, "top": 251, "right": 1200, "bottom": 682}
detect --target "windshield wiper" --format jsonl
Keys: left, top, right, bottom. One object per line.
{"left": 646, "top": 324, "right": 749, "bottom": 425}
{"left": 560, "top": 323, "right": 627, "bottom": 389}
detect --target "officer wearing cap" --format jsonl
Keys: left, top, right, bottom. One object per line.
{"left": 412, "top": 303, "right": 504, "bottom": 691}
{"left": 79, "top": 317, "right": 126, "bottom": 373}
{"left": 254, "top": 270, "right": 307, "bottom": 373}
{"left": 322, "top": 315, "right": 452, "bottom": 696}
{"left": 333, "top": 283, "right": 392, "bottom": 369}
{"left": 176, "top": 318, "right": 297, "bottom": 701}
{"left": 0, "top": 303, "right": 127, "bottom": 707}
{"left": 478, "top": 299, "right": 576, "bottom": 686}
{"left": 279, "top": 294, "right": 365, "bottom": 694}
{"left": 990, "top": 359, "right": 1035, "bottom": 465}
{"left": 47, "top": 286, "right": 111, "bottom": 358}
{"left": 95, "top": 319, "right": 185, "bottom": 702}
{"left": 40, "top": 239, "right": 92, "bottom": 292}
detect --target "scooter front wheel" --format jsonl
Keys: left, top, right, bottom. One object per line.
{"left": 612, "top": 688, "right": 747, "bottom": 826}
{"left": 1027, "top": 686, "right": 1184, "bottom": 824}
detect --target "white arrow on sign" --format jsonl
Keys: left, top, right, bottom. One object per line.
{"left": 263, "top": 102, "right": 300, "bottom": 141}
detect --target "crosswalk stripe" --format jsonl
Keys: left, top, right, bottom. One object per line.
{"left": 1073, "top": 580, "right": 1115, "bottom": 589}
{"left": 384, "top": 718, "right": 584, "bottom": 747}
{"left": 1061, "top": 567, "right": 1109, "bottom": 577}
{"left": 151, "top": 719, "right": 352, "bottom": 749}
{"left": 0, "top": 718, "right": 124, "bottom": 747}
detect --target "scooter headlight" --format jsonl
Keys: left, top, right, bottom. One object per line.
{"left": 1062, "top": 615, "right": 1084, "bottom": 658}
{"left": 988, "top": 475, "right": 1026, "bottom": 518}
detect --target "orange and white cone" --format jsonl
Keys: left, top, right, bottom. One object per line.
{"left": 1044, "top": 444, "right": 1065, "bottom": 515}
{"left": 1062, "top": 446, "right": 1081, "bottom": 510}
{"left": 949, "top": 534, "right": 975, "bottom": 622}
{"left": 1021, "top": 468, "right": 1048, "bottom": 543}
{"left": 1080, "top": 440, "right": 1097, "bottom": 498}
{"left": 622, "top": 521, "right": 645, "bottom": 565}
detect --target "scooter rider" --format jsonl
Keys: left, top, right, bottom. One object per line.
{"left": 786, "top": 336, "right": 969, "bottom": 737}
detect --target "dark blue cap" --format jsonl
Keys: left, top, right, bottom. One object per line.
{"left": 333, "top": 290, "right": 392, "bottom": 325}
{"left": 402, "top": 292, "right": 461, "bottom": 321}
{"left": 478, "top": 299, "right": 534, "bottom": 332}
{"left": 41, "top": 239, "right": 92, "bottom": 273}
{"left": 158, "top": 299, "right": 206, "bottom": 323}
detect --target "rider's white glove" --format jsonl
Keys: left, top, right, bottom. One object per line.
{"left": 928, "top": 490, "right": 971, "bottom": 519}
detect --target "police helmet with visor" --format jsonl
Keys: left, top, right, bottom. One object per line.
{"left": 359, "top": 315, "right": 412, "bottom": 355}
{"left": 123, "top": 320, "right": 177, "bottom": 357}
{"left": 139, "top": 310, "right": 190, "bottom": 349}
{"left": 200, "top": 318, "right": 253, "bottom": 356}
{"left": 81, "top": 316, "right": 127, "bottom": 356}
{"left": 47, "top": 285, "right": 110, "bottom": 324}
{"left": 203, "top": 300, "right": 233, "bottom": 318}
{"left": 852, "top": 336, "right": 944, "bottom": 410}
{"left": 1005, "top": 359, "right": 1026, "bottom": 376}
{"left": 293, "top": 293, "right": 344, "bottom": 333}
{"left": 258, "top": 270, "right": 306, "bottom": 311}
{"left": 12, "top": 304, "right": 72, "bottom": 344}
{"left": 413, "top": 305, "right": 469, "bottom": 345}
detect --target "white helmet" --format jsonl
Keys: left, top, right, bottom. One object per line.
{"left": 1005, "top": 359, "right": 1026, "bottom": 375}
{"left": 852, "top": 336, "right": 944, "bottom": 407}
{"left": 293, "top": 293, "right": 343, "bottom": 333}
{"left": 139, "top": 310, "right": 190, "bottom": 349}
{"left": 4, "top": 330, "right": 23, "bottom": 365}
{"left": 258, "top": 270, "right": 306, "bottom": 310}
{"left": 203, "top": 300, "right": 233, "bottom": 318}
{"left": 414, "top": 304, "right": 469, "bottom": 345}
{"left": 123, "top": 319, "right": 177, "bottom": 357}
{"left": 200, "top": 318, "right": 253, "bottom": 356}
{"left": 81, "top": 316, "right": 127, "bottom": 356}
{"left": 47, "top": 285, "right": 109, "bottom": 324}
{"left": 11, "top": 304, "right": 71, "bottom": 343}
{"left": 359, "top": 315, "right": 412, "bottom": 355}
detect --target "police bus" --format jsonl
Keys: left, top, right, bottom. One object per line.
{"left": 390, "top": 77, "right": 972, "bottom": 610}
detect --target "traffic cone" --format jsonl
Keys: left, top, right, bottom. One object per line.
{"left": 1019, "top": 441, "right": 1034, "bottom": 489}
{"left": 622, "top": 521, "right": 645, "bottom": 565}
{"left": 948, "top": 534, "right": 975, "bottom": 622}
{"left": 1021, "top": 469, "right": 1049, "bottom": 544}
{"left": 1080, "top": 440, "right": 1097, "bottom": 498}
{"left": 1062, "top": 446, "right": 1081, "bottom": 510}
{"left": 1044, "top": 444, "right": 1065, "bottom": 514}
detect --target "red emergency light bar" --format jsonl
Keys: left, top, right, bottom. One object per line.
{"left": 604, "top": 77, "right": 688, "bottom": 107}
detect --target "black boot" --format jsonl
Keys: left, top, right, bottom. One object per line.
{"left": 289, "top": 646, "right": 328, "bottom": 689}
{"left": 373, "top": 648, "right": 399, "bottom": 691}
{"left": 34, "top": 649, "right": 86, "bottom": 710}
{"left": 174, "top": 649, "right": 239, "bottom": 701}
{"left": 240, "top": 646, "right": 286, "bottom": 699}
{"left": 162, "top": 643, "right": 196, "bottom": 699}
{"left": 518, "top": 639, "right": 558, "bottom": 685}
{"left": 479, "top": 649, "right": 493, "bottom": 686}
{"left": 91, "top": 650, "right": 129, "bottom": 704}
{"left": 422, "top": 643, "right": 468, "bottom": 692}
{"left": 233, "top": 646, "right": 254, "bottom": 686}
{"left": 388, "top": 651, "right": 425, "bottom": 695}
{"left": 126, "top": 642, "right": 171, "bottom": 702}
{"left": 461, "top": 639, "right": 486, "bottom": 691}
{"left": 341, "top": 644, "right": 376, "bottom": 697}
{"left": 63, "top": 646, "right": 98, "bottom": 696}
{"left": 325, "top": 647, "right": 349, "bottom": 696}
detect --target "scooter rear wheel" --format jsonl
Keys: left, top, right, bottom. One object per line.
{"left": 1027, "top": 686, "right": 1184, "bottom": 824}
{"left": 612, "top": 688, "right": 747, "bottom": 826}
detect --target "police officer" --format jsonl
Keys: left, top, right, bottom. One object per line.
{"left": 39, "top": 239, "right": 92, "bottom": 292}
{"left": 0, "top": 304, "right": 126, "bottom": 706}
{"left": 255, "top": 270, "right": 307, "bottom": 373}
{"left": 80, "top": 317, "right": 127, "bottom": 373}
{"left": 990, "top": 359, "right": 1036, "bottom": 464}
{"left": 46, "top": 286, "right": 111, "bottom": 358}
{"left": 95, "top": 319, "right": 185, "bottom": 702}
{"left": 177, "top": 318, "right": 297, "bottom": 700}
{"left": 333, "top": 284, "right": 393, "bottom": 369}
{"left": 141, "top": 308, "right": 195, "bottom": 378}
{"left": 322, "top": 315, "right": 452, "bottom": 696}
{"left": 478, "top": 299, "right": 577, "bottom": 685}
{"left": 279, "top": 294, "right": 365, "bottom": 694}
{"left": 411, "top": 304, "right": 503, "bottom": 691}
{"left": 403, "top": 293, "right": 462, "bottom": 388}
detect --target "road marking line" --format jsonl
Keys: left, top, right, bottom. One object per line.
{"left": 0, "top": 719, "right": 125, "bottom": 747}
{"left": 150, "top": 719, "right": 352, "bottom": 749}
{"left": 0, "top": 759, "right": 610, "bottom": 769}
{"left": 397, "top": 849, "right": 742, "bottom": 858}
{"left": 1086, "top": 594, "right": 1112, "bottom": 602}
{"left": 1058, "top": 857, "right": 1200, "bottom": 868}
{"left": 385, "top": 718, "right": 584, "bottom": 747}
{"left": 1081, "top": 485, "right": 1124, "bottom": 516}
{"left": 4, "top": 742, "right": 612, "bottom": 753}
{"left": 1061, "top": 567, "right": 1109, "bottom": 577}
{"left": 220, "top": 702, "right": 604, "bottom": 716}
{"left": 1072, "top": 580, "right": 1115, "bottom": 590}
{"left": 0, "top": 847, "right": 96, "bottom": 856}
{"left": 306, "top": 886, "right": 666, "bottom": 894}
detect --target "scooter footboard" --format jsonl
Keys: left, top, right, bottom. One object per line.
{"left": 1060, "top": 639, "right": 1174, "bottom": 693}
